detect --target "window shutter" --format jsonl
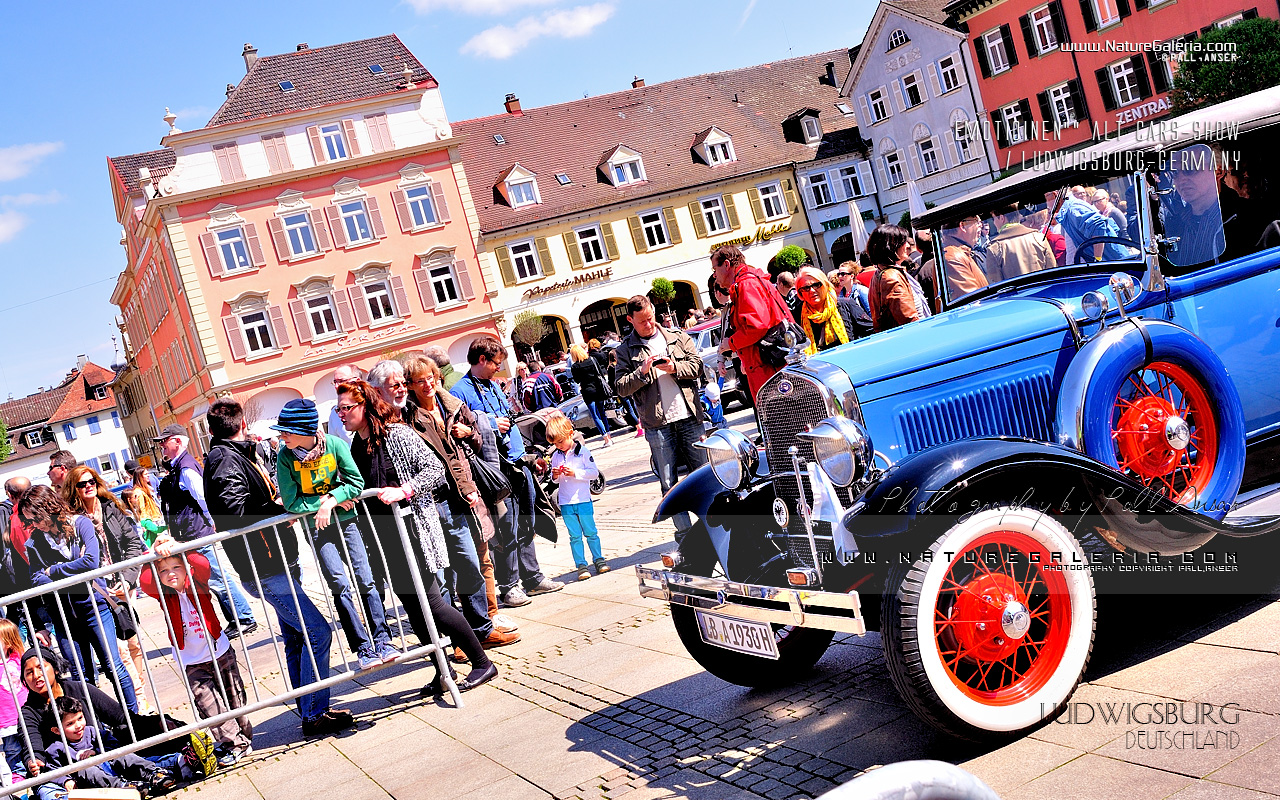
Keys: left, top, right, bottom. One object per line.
{"left": 430, "top": 182, "right": 451, "bottom": 223}
{"left": 89, "top": 416, "right": 101, "bottom": 434}
{"left": 389, "top": 275, "right": 411, "bottom": 317}
{"left": 601, "top": 221, "right": 620, "bottom": 260}
{"left": 307, "top": 125, "right": 325, "bottom": 163}
{"left": 1017, "top": 99, "right": 1033, "bottom": 140}
{"left": 199, "top": 232, "right": 224, "bottom": 277}
{"left": 721, "top": 193, "right": 742, "bottom": 227}
{"left": 1095, "top": 67, "right": 1118, "bottom": 111}
{"left": 857, "top": 161, "right": 877, "bottom": 193}
{"left": 495, "top": 246, "right": 517, "bottom": 285}
{"left": 891, "top": 82, "right": 907, "bottom": 112}
{"left": 222, "top": 315, "right": 247, "bottom": 361}
{"left": 309, "top": 209, "right": 332, "bottom": 251}
{"left": 365, "top": 114, "right": 389, "bottom": 153}
{"left": 333, "top": 289, "right": 356, "bottom": 331}
{"left": 831, "top": 174, "right": 847, "bottom": 202}
{"left": 244, "top": 222, "right": 266, "bottom": 266}
{"left": 455, "top": 259, "right": 476, "bottom": 300}
{"left": 415, "top": 269, "right": 437, "bottom": 311}
{"left": 746, "top": 187, "right": 766, "bottom": 223}
{"left": 687, "top": 201, "right": 708, "bottom": 238}
{"left": 391, "top": 189, "right": 412, "bottom": 232}
{"left": 1199, "top": 24, "right": 1213, "bottom": 35}
{"left": 349, "top": 285, "right": 372, "bottom": 326}
{"left": 1146, "top": 52, "right": 1169, "bottom": 94}
{"left": 1000, "top": 24, "right": 1019, "bottom": 67}
{"left": 290, "top": 299, "right": 314, "bottom": 344}
{"left": 627, "top": 216, "right": 647, "bottom": 254}
{"left": 781, "top": 178, "right": 799, "bottom": 214}
{"left": 378, "top": 114, "right": 395, "bottom": 149}
{"left": 535, "top": 237, "right": 555, "bottom": 276}
{"left": 974, "top": 37, "right": 992, "bottom": 78}
{"left": 263, "top": 135, "right": 283, "bottom": 174}
{"left": 1037, "top": 91, "right": 1055, "bottom": 130}
{"left": 1243, "top": 7, "right": 1258, "bottom": 18}
{"left": 908, "top": 148, "right": 922, "bottom": 181}
{"left": 562, "top": 231, "right": 584, "bottom": 268}
{"left": 991, "top": 110, "right": 1009, "bottom": 148}
{"left": 946, "top": 134, "right": 961, "bottom": 167}
{"left": 1080, "top": 0, "right": 1097, "bottom": 33}
{"left": 268, "top": 305, "right": 291, "bottom": 347}
{"left": 267, "top": 217, "right": 290, "bottom": 260}
{"left": 366, "top": 197, "right": 387, "bottom": 238}
{"left": 927, "top": 63, "right": 942, "bottom": 96}
{"left": 1048, "top": 2, "right": 1069, "bottom": 43}
{"left": 1130, "top": 55, "right": 1152, "bottom": 99}
{"left": 1019, "top": 15, "right": 1038, "bottom": 57}
{"left": 1117, "top": 0, "right": 1131, "bottom": 18}
{"left": 1068, "top": 79, "right": 1088, "bottom": 121}
{"left": 858, "top": 95, "right": 872, "bottom": 125}
{"left": 325, "top": 205, "right": 348, "bottom": 248}
{"left": 341, "top": 119, "right": 361, "bottom": 156}
{"left": 662, "top": 207, "right": 681, "bottom": 244}
{"left": 213, "top": 145, "right": 234, "bottom": 183}
{"left": 226, "top": 145, "right": 246, "bottom": 181}
{"left": 63, "top": 423, "right": 75, "bottom": 441}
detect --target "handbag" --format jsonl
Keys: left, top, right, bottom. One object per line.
{"left": 94, "top": 583, "right": 138, "bottom": 640}
{"left": 752, "top": 276, "right": 809, "bottom": 367}
{"left": 467, "top": 451, "right": 512, "bottom": 505}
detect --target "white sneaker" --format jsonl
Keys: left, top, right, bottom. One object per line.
{"left": 492, "top": 613, "right": 520, "bottom": 631}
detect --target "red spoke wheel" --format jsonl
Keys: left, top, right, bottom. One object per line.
{"left": 1111, "top": 361, "right": 1217, "bottom": 505}
{"left": 883, "top": 508, "right": 1095, "bottom": 741}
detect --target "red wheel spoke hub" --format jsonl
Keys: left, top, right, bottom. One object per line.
{"left": 1111, "top": 361, "right": 1216, "bottom": 504}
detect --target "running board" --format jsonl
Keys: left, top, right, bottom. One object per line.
{"left": 1224, "top": 481, "right": 1280, "bottom": 523}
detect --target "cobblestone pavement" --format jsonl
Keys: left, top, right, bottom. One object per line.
{"left": 155, "top": 406, "right": 1280, "bottom": 800}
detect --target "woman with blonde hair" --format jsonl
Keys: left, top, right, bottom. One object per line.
{"left": 569, "top": 343, "right": 613, "bottom": 446}
{"left": 794, "top": 266, "right": 870, "bottom": 353}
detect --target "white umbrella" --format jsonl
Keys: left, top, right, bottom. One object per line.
{"left": 906, "top": 179, "right": 927, "bottom": 224}
{"left": 846, "top": 198, "right": 870, "bottom": 254}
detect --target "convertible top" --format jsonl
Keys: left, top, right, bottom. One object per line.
{"left": 916, "top": 85, "right": 1280, "bottom": 229}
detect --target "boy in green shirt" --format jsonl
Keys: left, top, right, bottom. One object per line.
{"left": 273, "top": 399, "right": 397, "bottom": 670}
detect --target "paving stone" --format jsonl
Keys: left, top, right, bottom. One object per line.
{"left": 797, "top": 776, "right": 837, "bottom": 796}
{"left": 1206, "top": 734, "right": 1280, "bottom": 794}
{"left": 1003, "top": 754, "right": 1193, "bottom": 800}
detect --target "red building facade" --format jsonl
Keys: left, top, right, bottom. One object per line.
{"left": 947, "top": 0, "right": 1275, "bottom": 166}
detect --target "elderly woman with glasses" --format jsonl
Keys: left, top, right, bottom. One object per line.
{"left": 794, "top": 266, "right": 871, "bottom": 354}
{"left": 16, "top": 485, "right": 138, "bottom": 713}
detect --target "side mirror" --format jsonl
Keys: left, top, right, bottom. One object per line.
{"left": 1109, "top": 272, "right": 1141, "bottom": 317}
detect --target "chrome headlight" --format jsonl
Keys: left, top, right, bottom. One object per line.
{"left": 698, "top": 428, "right": 758, "bottom": 490}
{"left": 799, "top": 417, "right": 873, "bottom": 488}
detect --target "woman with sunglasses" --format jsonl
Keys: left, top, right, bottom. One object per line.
{"left": 62, "top": 466, "right": 151, "bottom": 714}
{"left": 337, "top": 379, "right": 498, "bottom": 694}
{"left": 16, "top": 485, "right": 138, "bottom": 713}
{"left": 794, "top": 266, "right": 871, "bottom": 354}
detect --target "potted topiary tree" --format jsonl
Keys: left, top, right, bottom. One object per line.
{"left": 650, "top": 277, "right": 677, "bottom": 325}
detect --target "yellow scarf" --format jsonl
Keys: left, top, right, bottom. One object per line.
{"left": 802, "top": 293, "right": 849, "bottom": 355}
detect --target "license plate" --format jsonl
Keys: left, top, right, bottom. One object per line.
{"left": 695, "top": 611, "right": 779, "bottom": 659}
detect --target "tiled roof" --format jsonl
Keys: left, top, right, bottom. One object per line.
{"left": 0, "top": 381, "right": 73, "bottom": 430}
{"left": 455, "top": 48, "right": 864, "bottom": 234}
{"left": 49, "top": 363, "right": 119, "bottom": 425}
{"left": 886, "top": 0, "right": 955, "bottom": 26}
{"left": 107, "top": 148, "right": 176, "bottom": 196}
{"left": 208, "top": 35, "right": 437, "bottom": 127}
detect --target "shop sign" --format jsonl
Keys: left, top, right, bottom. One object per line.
{"left": 1116, "top": 97, "right": 1171, "bottom": 126}
{"left": 821, "top": 210, "right": 876, "bottom": 232}
{"left": 301, "top": 322, "right": 421, "bottom": 360}
{"left": 522, "top": 267, "right": 613, "bottom": 300}
{"left": 707, "top": 221, "right": 792, "bottom": 253}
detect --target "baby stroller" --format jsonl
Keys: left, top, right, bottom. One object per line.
{"left": 515, "top": 408, "right": 607, "bottom": 500}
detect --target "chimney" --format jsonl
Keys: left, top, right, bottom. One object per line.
{"left": 242, "top": 43, "right": 258, "bottom": 73}
{"left": 296, "top": 43, "right": 309, "bottom": 51}
{"left": 76, "top": 354, "right": 89, "bottom": 372}
{"left": 226, "top": 83, "right": 235, "bottom": 97}
{"left": 137, "top": 166, "right": 153, "bottom": 197}
{"left": 504, "top": 93, "right": 522, "bottom": 114}
{"left": 825, "top": 61, "right": 837, "bottom": 86}
{"left": 631, "top": 76, "right": 645, "bottom": 88}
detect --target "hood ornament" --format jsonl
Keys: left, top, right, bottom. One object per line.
{"left": 783, "top": 327, "right": 808, "bottom": 366}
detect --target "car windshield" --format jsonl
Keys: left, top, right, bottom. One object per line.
{"left": 935, "top": 173, "right": 1143, "bottom": 306}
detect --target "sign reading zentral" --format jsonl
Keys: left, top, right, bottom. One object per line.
{"left": 522, "top": 267, "right": 613, "bottom": 300}
{"left": 708, "top": 221, "right": 792, "bottom": 253}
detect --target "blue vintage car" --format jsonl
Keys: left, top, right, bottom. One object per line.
{"left": 636, "top": 86, "right": 1280, "bottom": 742}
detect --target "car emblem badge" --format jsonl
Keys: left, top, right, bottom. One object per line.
{"left": 772, "top": 497, "right": 790, "bottom": 528}
{"left": 778, "top": 380, "right": 793, "bottom": 395}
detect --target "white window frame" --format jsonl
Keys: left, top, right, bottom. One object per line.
{"left": 427, "top": 263, "right": 463, "bottom": 308}
{"left": 319, "top": 123, "right": 348, "bottom": 161}
{"left": 214, "top": 226, "right": 253, "bottom": 273}
{"left": 1001, "top": 103, "right": 1027, "bottom": 144}
{"left": 239, "top": 309, "right": 276, "bottom": 355}
{"left": 337, "top": 199, "right": 374, "bottom": 245}
{"left": 707, "top": 141, "right": 734, "bottom": 165}
{"left": 808, "top": 172, "right": 833, "bottom": 206}
{"left": 282, "top": 211, "right": 319, "bottom": 258}
{"left": 23, "top": 431, "right": 41, "bottom": 448}
{"left": 939, "top": 56, "right": 961, "bottom": 92}
{"left": 639, "top": 210, "right": 670, "bottom": 250}
{"left": 984, "top": 30, "right": 1011, "bottom": 74}
{"left": 918, "top": 139, "right": 941, "bottom": 175}
{"left": 508, "top": 179, "right": 538, "bottom": 207}
{"left": 1048, "top": 83, "right": 1077, "bottom": 128}
{"left": 757, "top": 182, "right": 787, "bottom": 219}
{"left": 869, "top": 89, "right": 890, "bottom": 122}
{"left": 801, "top": 116, "right": 822, "bottom": 143}
{"left": 575, "top": 225, "right": 608, "bottom": 265}
{"left": 902, "top": 73, "right": 924, "bottom": 107}
{"left": 837, "top": 166, "right": 863, "bottom": 198}
{"left": 510, "top": 239, "right": 543, "bottom": 281}
{"left": 305, "top": 294, "right": 341, "bottom": 339}
{"left": 363, "top": 280, "right": 398, "bottom": 322}
{"left": 402, "top": 184, "right": 439, "bottom": 229}
{"left": 1093, "top": 0, "right": 1121, "bottom": 27}
{"left": 612, "top": 157, "right": 645, "bottom": 186}
{"left": 1109, "top": 59, "right": 1141, "bottom": 107}
{"left": 888, "top": 29, "right": 910, "bottom": 49}
{"left": 94, "top": 386, "right": 109, "bottom": 401}
{"left": 700, "top": 196, "right": 730, "bottom": 233}
{"left": 1215, "top": 12, "right": 1245, "bottom": 27}
{"left": 1031, "top": 5, "right": 1059, "bottom": 53}
{"left": 884, "top": 152, "right": 906, "bottom": 187}
{"left": 954, "top": 122, "right": 976, "bottom": 162}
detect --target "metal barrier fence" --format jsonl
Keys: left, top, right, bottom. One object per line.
{"left": 0, "top": 489, "right": 460, "bottom": 796}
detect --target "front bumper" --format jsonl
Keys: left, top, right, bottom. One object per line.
{"left": 636, "top": 566, "right": 867, "bottom": 635}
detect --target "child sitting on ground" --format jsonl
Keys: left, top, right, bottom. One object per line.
{"left": 44, "top": 695, "right": 176, "bottom": 796}
{"left": 546, "top": 415, "right": 608, "bottom": 581}
{"left": 140, "top": 552, "right": 254, "bottom": 769}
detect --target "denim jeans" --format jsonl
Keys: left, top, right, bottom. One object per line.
{"left": 252, "top": 569, "right": 332, "bottom": 721}
{"left": 314, "top": 520, "right": 389, "bottom": 654}
{"left": 645, "top": 417, "right": 708, "bottom": 532}
{"left": 437, "top": 499, "right": 492, "bottom": 639}
{"left": 198, "top": 544, "right": 256, "bottom": 627}
{"left": 495, "top": 464, "right": 546, "bottom": 594}
{"left": 585, "top": 399, "right": 610, "bottom": 436}
{"left": 55, "top": 596, "right": 138, "bottom": 713}
{"left": 561, "top": 502, "right": 603, "bottom": 568}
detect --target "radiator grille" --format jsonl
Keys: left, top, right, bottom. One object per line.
{"left": 897, "top": 371, "right": 1055, "bottom": 455}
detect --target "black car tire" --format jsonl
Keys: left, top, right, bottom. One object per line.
{"left": 671, "top": 604, "right": 835, "bottom": 689}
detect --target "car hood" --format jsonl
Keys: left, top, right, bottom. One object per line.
{"left": 812, "top": 296, "right": 1074, "bottom": 402}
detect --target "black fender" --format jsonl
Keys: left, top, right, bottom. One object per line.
{"left": 847, "top": 437, "right": 1280, "bottom": 556}
{"left": 652, "top": 464, "right": 722, "bottom": 523}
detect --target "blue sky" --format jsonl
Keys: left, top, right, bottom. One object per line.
{"left": 0, "top": 0, "right": 874, "bottom": 402}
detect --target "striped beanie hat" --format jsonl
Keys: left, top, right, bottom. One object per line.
{"left": 270, "top": 399, "right": 319, "bottom": 436}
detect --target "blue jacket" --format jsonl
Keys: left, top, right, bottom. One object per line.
{"left": 452, "top": 372, "right": 527, "bottom": 461}
{"left": 1056, "top": 196, "right": 1129, "bottom": 261}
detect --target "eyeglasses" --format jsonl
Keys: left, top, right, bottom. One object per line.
{"left": 75, "top": 480, "right": 96, "bottom": 489}
{"left": 410, "top": 376, "right": 436, "bottom": 386}
{"left": 797, "top": 283, "right": 822, "bottom": 294}
{"left": 386, "top": 381, "right": 407, "bottom": 390}
{"left": 335, "top": 404, "right": 360, "bottom": 415}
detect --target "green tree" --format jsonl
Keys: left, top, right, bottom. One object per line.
{"left": 773, "top": 245, "right": 809, "bottom": 272}
{"left": 650, "top": 277, "right": 677, "bottom": 318}
{"left": 1169, "top": 18, "right": 1280, "bottom": 112}
{"left": 0, "top": 416, "right": 11, "bottom": 464}
{"left": 512, "top": 309, "right": 550, "bottom": 346}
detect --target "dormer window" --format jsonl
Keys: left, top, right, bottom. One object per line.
{"left": 693, "top": 127, "right": 736, "bottom": 166}
{"left": 499, "top": 163, "right": 541, "bottom": 208}
{"left": 510, "top": 179, "right": 537, "bottom": 206}
{"left": 888, "top": 29, "right": 910, "bottom": 50}
{"left": 785, "top": 110, "right": 823, "bottom": 145}
{"left": 802, "top": 117, "right": 821, "bottom": 142}
{"left": 600, "top": 146, "right": 647, "bottom": 187}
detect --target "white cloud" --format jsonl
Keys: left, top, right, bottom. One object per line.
{"left": 0, "top": 142, "right": 63, "bottom": 183}
{"left": 405, "top": 0, "right": 557, "bottom": 14}
{"left": 0, "top": 212, "right": 27, "bottom": 244}
{"left": 0, "top": 191, "right": 62, "bottom": 208}
{"left": 736, "top": 0, "right": 757, "bottom": 31}
{"left": 0, "top": 191, "right": 62, "bottom": 245}
{"left": 462, "top": 3, "right": 615, "bottom": 59}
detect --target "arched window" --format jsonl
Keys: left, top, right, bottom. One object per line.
{"left": 888, "top": 29, "right": 910, "bottom": 49}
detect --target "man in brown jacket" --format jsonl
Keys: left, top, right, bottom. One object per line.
{"left": 615, "top": 295, "right": 707, "bottom": 533}
{"left": 986, "top": 204, "right": 1056, "bottom": 282}
{"left": 940, "top": 215, "right": 990, "bottom": 300}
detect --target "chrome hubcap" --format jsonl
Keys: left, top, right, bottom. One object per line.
{"left": 1165, "top": 415, "right": 1191, "bottom": 451}
{"left": 1001, "top": 600, "right": 1031, "bottom": 640}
